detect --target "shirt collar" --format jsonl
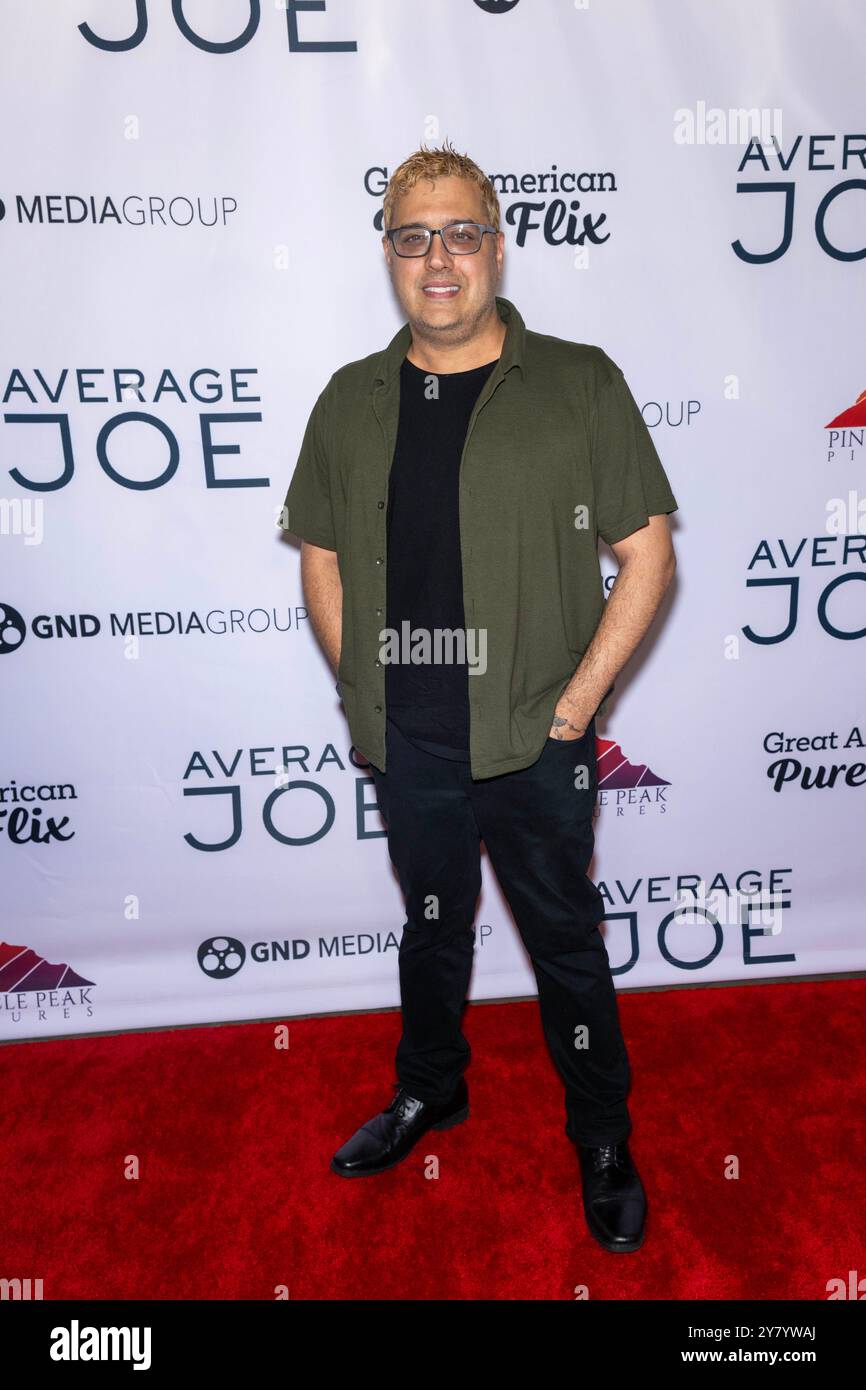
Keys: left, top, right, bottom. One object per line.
{"left": 372, "top": 295, "right": 525, "bottom": 388}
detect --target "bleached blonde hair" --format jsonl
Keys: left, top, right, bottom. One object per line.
{"left": 382, "top": 138, "right": 501, "bottom": 232}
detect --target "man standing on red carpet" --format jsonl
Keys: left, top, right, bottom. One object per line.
{"left": 281, "top": 141, "right": 678, "bottom": 1253}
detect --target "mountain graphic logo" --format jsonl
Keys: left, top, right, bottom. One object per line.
{"left": 0, "top": 940, "right": 94, "bottom": 991}
{"left": 596, "top": 736, "right": 671, "bottom": 790}
{"left": 825, "top": 388, "right": 866, "bottom": 429}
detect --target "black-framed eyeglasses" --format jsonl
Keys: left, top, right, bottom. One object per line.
{"left": 385, "top": 221, "right": 498, "bottom": 257}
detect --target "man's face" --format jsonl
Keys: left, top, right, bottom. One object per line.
{"left": 382, "top": 174, "right": 504, "bottom": 341}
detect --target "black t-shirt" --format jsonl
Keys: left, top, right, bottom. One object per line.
{"left": 385, "top": 354, "right": 498, "bottom": 760}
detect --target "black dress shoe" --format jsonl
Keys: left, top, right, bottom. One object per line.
{"left": 330, "top": 1078, "right": 470, "bottom": 1177}
{"left": 576, "top": 1141, "right": 647, "bottom": 1252}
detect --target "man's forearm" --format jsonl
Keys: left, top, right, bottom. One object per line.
{"left": 559, "top": 553, "right": 676, "bottom": 728}
{"left": 300, "top": 546, "right": 342, "bottom": 676}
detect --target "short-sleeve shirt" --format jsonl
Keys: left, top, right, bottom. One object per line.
{"left": 281, "top": 296, "right": 679, "bottom": 779}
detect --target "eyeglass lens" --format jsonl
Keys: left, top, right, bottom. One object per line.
{"left": 392, "top": 224, "right": 484, "bottom": 255}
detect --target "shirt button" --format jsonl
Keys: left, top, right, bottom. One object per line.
{"left": 376, "top": 556, "right": 383, "bottom": 564}
{"left": 377, "top": 500, "right": 384, "bottom": 508}
{"left": 374, "top": 704, "right": 382, "bottom": 712}
{"left": 374, "top": 659, "right": 381, "bottom": 666}
{"left": 376, "top": 607, "right": 383, "bottom": 615}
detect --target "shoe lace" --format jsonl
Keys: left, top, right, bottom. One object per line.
{"left": 591, "top": 1143, "right": 627, "bottom": 1172}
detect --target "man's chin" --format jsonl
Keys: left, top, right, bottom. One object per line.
{"left": 415, "top": 310, "right": 463, "bottom": 333}
{"left": 409, "top": 303, "right": 466, "bottom": 335}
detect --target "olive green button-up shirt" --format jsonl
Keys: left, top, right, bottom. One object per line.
{"left": 282, "top": 295, "right": 678, "bottom": 779}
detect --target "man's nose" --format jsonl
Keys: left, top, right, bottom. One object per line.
{"left": 425, "top": 231, "right": 455, "bottom": 267}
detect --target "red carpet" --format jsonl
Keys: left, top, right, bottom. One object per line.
{"left": 2, "top": 978, "right": 863, "bottom": 1300}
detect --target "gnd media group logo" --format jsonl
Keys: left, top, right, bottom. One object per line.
{"left": 0, "top": 601, "right": 307, "bottom": 655}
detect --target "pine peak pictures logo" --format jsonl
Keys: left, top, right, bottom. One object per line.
{"left": 1, "top": 942, "right": 95, "bottom": 1028}
{"left": 596, "top": 737, "right": 670, "bottom": 789}
{"left": 825, "top": 387, "right": 865, "bottom": 466}
{"left": 594, "top": 734, "right": 672, "bottom": 814}
{"left": 826, "top": 387, "right": 866, "bottom": 430}
{"left": 0, "top": 940, "right": 94, "bottom": 991}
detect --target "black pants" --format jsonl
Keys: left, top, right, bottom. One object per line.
{"left": 367, "top": 715, "right": 632, "bottom": 1147}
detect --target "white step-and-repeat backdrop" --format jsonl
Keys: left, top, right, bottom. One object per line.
{"left": 3, "top": 0, "right": 864, "bottom": 1040}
